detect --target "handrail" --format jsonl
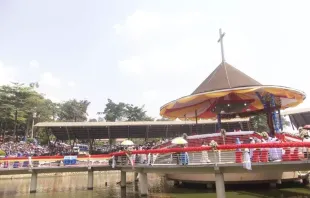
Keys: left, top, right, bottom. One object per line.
{"left": 1, "top": 142, "right": 310, "bottom": 161}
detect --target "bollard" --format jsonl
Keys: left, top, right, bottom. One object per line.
{"left": 215, "top": 172, "right": 226, "bottom": 198}
{"left": 120, "top": 171, "right": 126, "bottom": 188}
{"left": 87, "top": 170, "right": 94, "bottom": 190}
{"left": 30, "top": 172, "right": 38, "bottom": 193}
{"left": 139, "top": 172, "right": 148, "bottom": 196}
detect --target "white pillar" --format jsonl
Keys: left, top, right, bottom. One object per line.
{"left": 87, "top": 170, "right": 94, "bottom": 190}
{"left": 215, "top": 172, "right": 226, "bottom": 198}
{"left": 134, "top": 172, "right": 139, "bottom": 181}
{"left": 30, "top": 172, "right": 37, "bottom": 193}
{"left": 139, "top": 172, "right": 148, "bottom": 196}
{"left": 120, "top": 171, "right": 126, "bottom": 188}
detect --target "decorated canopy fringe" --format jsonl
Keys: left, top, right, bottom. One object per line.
{"left": 160, "top": 63, "right": 306, "bottom": 120}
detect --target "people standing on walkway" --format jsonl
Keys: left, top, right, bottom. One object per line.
{"left": 201, "top": 142, "right": 210, "bottom": 163}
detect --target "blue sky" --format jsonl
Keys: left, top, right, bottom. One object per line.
{"left": 1, "top": 0, "right": 310, "bottom": 120}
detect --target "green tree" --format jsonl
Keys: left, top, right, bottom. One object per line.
{"left": 0, "top": 83, "right": 38, "bottom": 139}
{"left": 250, "top": 113, "right": 290, "bottom": 132}
{"left": 58, "top": 99, "right": 90, "bottom": 122}
{"left": 102, "top": 99, "right": 153, "bottom": 122}
{"left": 89, "top": 118, "right": 97, "bottom": 122}
{"left": 0, "top": 82, "right": 92, "bottom": 143}
{"left": 103, "top": 99, "right": 127, "bottom": 121}
{"left": 125, "top": 104, "right": 153, "bottom": 121}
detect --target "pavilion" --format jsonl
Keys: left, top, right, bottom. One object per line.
{"left": 34, "top": 118, "right": 250, "bottom": 141}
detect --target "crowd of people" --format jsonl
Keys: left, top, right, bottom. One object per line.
{"left": 0, "top": 141, "right": 49, "bottom": 157}
{"left": 0, "top": 137, "right": 167, "bottom": 158}
{"left": 0, "top": 140, "right": 74, "bottom": 157}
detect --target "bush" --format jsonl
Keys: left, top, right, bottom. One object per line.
{"left": 26, "top": 138, "right": 35, "bottom": 144}
{"left": 0, "top": 150, "right": 6, "bottom": 156}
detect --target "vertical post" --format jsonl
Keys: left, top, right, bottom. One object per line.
{"left": 146, "top": 126, "right": 149, "bottom": 141}
{"left": 30, "top": 171, "right": 37, "bottom": 193}
{"left": 215, "top": 171, "right": 226, "bottom": 198}
{"left": 278, "top": 109, "right": 283, "bottom": 131}
{"left": 288, "top": 115, "right": 295, "bottom": 130}
{"left": 217, "top": 114, "right": 222, "bottom": 131}
{"left": 120, "top": 171, "right": 126, "bottom": 188}
{"left": 108, "top": 126, "right": 111, "bottom": 149}
{"left": 139, "top": 172, "right": 148, "bottom": 196}
{"left": 87, "top": 170, "right": 94, "bottom": 190}
{"left": 127, "top": 126, "right": 130, "bottom": 139}
{"left": 134, "top": 172, "right": 139, "bottom": 182}
{"left": 14, "top": 109, "right": 18, "bottom": 141}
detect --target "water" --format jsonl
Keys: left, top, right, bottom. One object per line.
{"left": 0, "top": 172, "right": 310, "bottom": 198}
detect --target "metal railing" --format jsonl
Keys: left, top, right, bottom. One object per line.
{"left": 1, "top": 142, "right": 310, "bottom": 170}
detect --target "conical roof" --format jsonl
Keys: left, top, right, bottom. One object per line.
{"left": 192, "top": 62, "right": 262, "bottom": 95}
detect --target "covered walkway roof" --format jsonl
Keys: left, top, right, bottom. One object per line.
{"left": 35, "top": 118, "right": 250, "bottom": 140}
{"left": 282, "top": 108, "right": 310, "bottom": 129}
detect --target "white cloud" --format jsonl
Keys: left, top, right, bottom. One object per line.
{"left": 67, "top": 81, "right": 76, "bottom": 87}
{"left": 118, "top": 56, "right": 144, "bottom": 75}
{"left": 114, "top": 10, "right": 161, "bottom": 39}
{"left": 0, "top": 61, "right": 17, "bottom": 85}
{"left": 115, "top": 10, "right": 219, "bottom": 76}
{"left": 114, "top": 10, "right": 206, "bottom": 40}
{"left": 44, "top": 94, "right": 61, "bottom": 103}
{"left": 141, "top": 90, "right": 166, "bottom": 118}
{"left": 29, "top": 60, "right": 40, "bottom": 69}
{"left": 118, "top": 39, "right": 216, "bottom": 76}
{"left": 39, "top": 72, "right": 61, "bottom": 88}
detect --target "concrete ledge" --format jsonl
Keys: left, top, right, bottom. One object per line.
{"left": 0, "top": 160, "right": 309, "bottom": 176}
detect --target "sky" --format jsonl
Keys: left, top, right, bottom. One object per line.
{"left": 0, "top": 0, "right": 310, "bottom": 120}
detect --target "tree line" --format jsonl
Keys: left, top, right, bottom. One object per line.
{"left": 0, "top": 83, "right": 157, "bottom": 139}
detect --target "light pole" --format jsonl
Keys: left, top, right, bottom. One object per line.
{"left": 31, "top": 112, "right": 36, "bottom": 138}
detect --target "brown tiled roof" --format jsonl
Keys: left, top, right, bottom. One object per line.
{"left": 192, "top": 62, "right": 262, "bottom": 95}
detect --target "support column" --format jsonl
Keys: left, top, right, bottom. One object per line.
{"left": 134, "top": 172, "right": 139, "bottom": 181}
{"left": 215, "top": 172, "right": 226, "bottom": 198}
{"left": 139, "top": 172, "right": 148, "bottom": 196}
{"left": 120, "top": 171, "right": 126, "bottom": 188}
{"left": 30, "top": 172, "right": 37, "bottom": 193}
{"left": 87, "top": 170, "right": 94, "bottom": 190}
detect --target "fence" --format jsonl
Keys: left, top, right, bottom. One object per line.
{"left": 1, "top": 142, "right": 310, "bottom": 169}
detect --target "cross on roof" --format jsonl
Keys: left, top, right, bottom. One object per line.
{"left": 218, "top": 28, "right": 226, "bottom": 63}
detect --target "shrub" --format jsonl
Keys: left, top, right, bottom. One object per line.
{"left": 0, "top": 150, "right": 6, "bottom": 156}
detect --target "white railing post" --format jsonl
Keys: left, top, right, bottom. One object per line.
{"left": 28, "top": 156, "right": 32, "bottom": 169}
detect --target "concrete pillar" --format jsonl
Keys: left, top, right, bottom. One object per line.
{"left": 134, "top": 172, "right": 139, "bottom": 181}
{"left": 215, "top": 172, "right": 226, "bottom": 198}
{"left": 30, "top": 172, "right": 37, "bottom": 193}
{"left": 139, "top": 172, "right": 148, "bottom": 196}
{"left": 87, "top": 170, "right": 94, "bottom": 190}
{"left": 120, "top": 171, "right": 126, "bottom": 188}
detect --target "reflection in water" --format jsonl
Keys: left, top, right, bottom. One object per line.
{"left": 0, "top": 172, "right": 309, "bottom": 198}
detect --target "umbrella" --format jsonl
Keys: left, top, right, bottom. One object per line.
{"left": 171, "top": 137, "right": 188, "bottom": 145}
{"left": 160, "top": 62, "right": 305, "bottom": 120}
{"left": 304, "top": 125, "right": 310, "bottom": 129}
{"left": 121, "top": 140, "right": 134, "bottom": 146}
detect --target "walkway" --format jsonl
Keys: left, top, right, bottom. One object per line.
{"left": 1, "top": 142, "right": 310, "bottom": 197}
